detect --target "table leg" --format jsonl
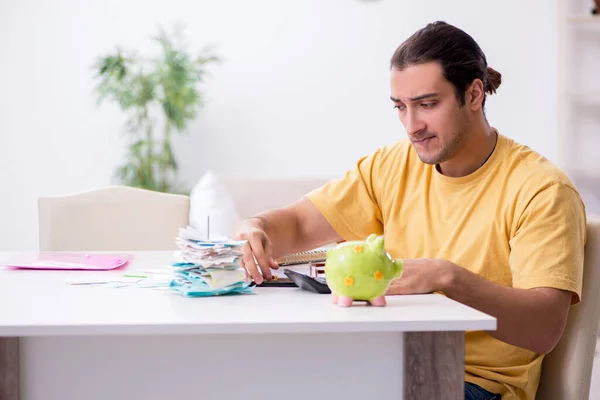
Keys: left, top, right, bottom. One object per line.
{"left": 404, "top": 331, "right": 464, "bottom": 400}
{"left": 0, "top": 337, "right": 19, "bottom": 400}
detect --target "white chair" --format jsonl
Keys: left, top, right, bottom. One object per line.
{"left": 38, "top": 185, "right": 189, "bottom": 251}
{"left": 537, "top": 216, "right": 600, "bottom": 399}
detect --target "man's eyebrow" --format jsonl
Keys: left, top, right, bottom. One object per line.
{"left": 390, "top": 93, "right": 439, "bottom": 102}
{"left": 409, "top": 92, "right": 438, "bottom": 101}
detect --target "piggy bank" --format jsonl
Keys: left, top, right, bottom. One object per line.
{"left": 325, "top": 234, "right": 402, "bottom": 307}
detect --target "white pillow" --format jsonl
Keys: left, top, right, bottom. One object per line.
{"left": 189, "top": 170, "right": 241, "bottom": 239}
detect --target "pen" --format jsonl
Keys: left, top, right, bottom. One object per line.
{"left": 124, "top": 273, "right": 148, "bottom": 278}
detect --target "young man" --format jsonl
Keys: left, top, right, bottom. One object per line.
{"left": 233, "top": 21, "right": 586, "bottom": 400}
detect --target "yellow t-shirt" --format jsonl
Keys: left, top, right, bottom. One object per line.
{"left": 306, "top": 131, "right": 586, "bottom": 400}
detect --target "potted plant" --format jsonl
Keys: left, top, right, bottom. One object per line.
{"left": 92, "top": 26, "right": 219, "bottom": 193}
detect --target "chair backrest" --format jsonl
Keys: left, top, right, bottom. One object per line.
{"left": 536, "top": 215, "right": 600, "bottom": 399}
{"left": 38, "top": 186, "right": 190, "bottom": 251}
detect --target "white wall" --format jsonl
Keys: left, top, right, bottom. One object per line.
{"left": 0, "top": 0, "right": 559, "bottom": 250}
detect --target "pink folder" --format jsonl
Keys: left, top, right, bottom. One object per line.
{"left": 0, "top": 252, "right": 133, "bottom": 270}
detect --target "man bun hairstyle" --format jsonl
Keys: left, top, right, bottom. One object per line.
{"left": 485, "top": 66, "right": 502, "bottom": 95}
{"left": 390, "top": 21, "right": 501, "bottom": 108}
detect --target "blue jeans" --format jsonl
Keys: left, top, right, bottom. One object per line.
{"left": 465, "top": 382, "right": 501, "bottom": 400}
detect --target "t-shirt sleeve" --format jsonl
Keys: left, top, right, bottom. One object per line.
{"left": 305, "top": 150, "right": 384, "bottom": 241}
{"left": 509, "top": 182, "right": 587, "bottom": 304}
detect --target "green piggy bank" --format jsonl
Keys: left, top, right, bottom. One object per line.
{"left": 325, "top": 234, "right": 402, "bottom": 307}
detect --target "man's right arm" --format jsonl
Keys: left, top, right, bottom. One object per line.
{"left": 233, "top": 197, "right": 341, "bottom": 283}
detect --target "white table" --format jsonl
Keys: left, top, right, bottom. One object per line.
{"left": 0, "top": 251, "right": 496, "bottom": 400}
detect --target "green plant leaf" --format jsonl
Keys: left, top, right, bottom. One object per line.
{"left": 94, "top": 24, "right": 219, "bottom": 193}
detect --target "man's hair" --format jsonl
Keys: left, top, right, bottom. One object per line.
{"left": 390, "top": 21, "right": 501, "bottom": 108}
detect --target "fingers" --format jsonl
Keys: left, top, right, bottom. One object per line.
{"left": 247, "top": 235, "right": 273, "bottom": 282}
{"left": 239, "top": 230, "right": 276, "bottom": 284}
{"left": 238, "top": 258, "right": 251, "bottom": 282}
{"left": 235, "top": 221, "right": 279, "bottom": 284}
{"left": 386, "top": 278, "right": 406, "bottom": 296}
{"left": 241, "top": 242, "right": 263, "bottom": 284}
{"left": 264, "top": 240, "right": 279, "bottom": 270}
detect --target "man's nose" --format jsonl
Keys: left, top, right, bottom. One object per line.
{"left": 404, "top": 109, "right": 426, "bottom": 136}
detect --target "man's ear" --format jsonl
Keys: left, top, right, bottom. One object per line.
{"left": 465, "top": 79, "right": 485, "bottom": 111}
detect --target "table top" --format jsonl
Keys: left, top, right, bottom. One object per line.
{"left": 0, "top": 251, "right": 496, "bottom": 336}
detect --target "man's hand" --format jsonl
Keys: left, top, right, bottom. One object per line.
{"left": 232, "top": 198, "right": 343, "bottom": 285}
{"left": 329, "top": 258, "right": 455, "bottom": 308}
{"left": 387, "top": 257, "right": 573, "bottom": 354}
{"left": 233, "top": 218, "right": 279, "bottom": 284}
{"left": 386, "top": 258, "right": 455, "bottom": 295}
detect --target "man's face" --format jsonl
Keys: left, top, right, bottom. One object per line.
{"left": 390, "top": 62, "right": 470, "bottom": 165}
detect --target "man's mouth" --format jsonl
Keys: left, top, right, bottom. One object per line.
{"left": 412, "top": 136, "right": 435, "bottom": 145}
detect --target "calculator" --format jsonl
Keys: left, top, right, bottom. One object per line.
{"left": 283, "top": 269, "right": 331, "bottom": 294}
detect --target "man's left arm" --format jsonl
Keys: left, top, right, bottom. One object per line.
{"left": 446, "top": 264, "right": 571, "bottom": 355}
{"left": 388, "top": 182, "right": 586, "bottom": 355}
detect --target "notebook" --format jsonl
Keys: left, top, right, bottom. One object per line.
{"left": 276, "top": 247, "right": 329, "bottom": 266}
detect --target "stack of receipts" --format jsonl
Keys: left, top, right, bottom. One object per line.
{"left": 168, "top": 226, "right": 254, "bottom": 297}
